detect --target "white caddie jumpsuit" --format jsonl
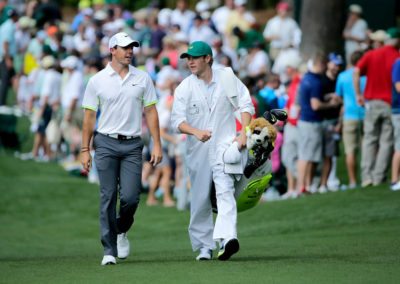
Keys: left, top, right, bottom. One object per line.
{"left": 171, "top": 67, "right": 254, "bottom": 251}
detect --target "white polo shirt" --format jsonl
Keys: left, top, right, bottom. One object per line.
{"left": 82, "top": 63, "right": 157, "bottom": 137}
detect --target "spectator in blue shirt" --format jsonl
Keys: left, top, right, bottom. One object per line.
{"left": 390, "top": 58, "right": 400, "bottom": 191}
{"left": 336, "top": 50, "right": 366, "bottom": 189}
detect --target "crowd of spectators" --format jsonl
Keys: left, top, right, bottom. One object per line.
{"left": 1, "top": 0, "right": 399, "bottom": 209}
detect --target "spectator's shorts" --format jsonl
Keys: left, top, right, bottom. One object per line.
{"left": 282, "top": 123, "right": 298, "bottom": 175}
{"left": 342, "top": 120, "right": 363, "bottom": 155}
{"left": 322, "top": 119, "right": 340, "bottom": 157}
{"left": 37, "top": 105, "right": 52, "bottom": 134}
{"left": 298, "top": 120, "right": 322, "bottom": 163}
{"left": 392, "top": 114, "right": 400, "bottom": 151}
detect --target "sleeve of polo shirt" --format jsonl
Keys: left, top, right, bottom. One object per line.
{"left": 236, "top": 77, "right": 255, "bottom": 115}
{"left": 310, "top": 78, "right": 322, "bottom": 100}
{"left": 356, "top": 51, "right": 370, "bottom": 76}
{"left": 170, "top": 83, "right": 187, "bottom": 132}
{"left": 143, "top": 74, "right": 158, "bottom": 107}
{"left": 81, "top": 78, "right": 98, "bottom": 111}
{"left": 335, "top": 73, "right": 343, "bottom": 98}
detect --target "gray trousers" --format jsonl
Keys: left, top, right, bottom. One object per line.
{"left": 93, "top": 132, "right": 143, "bottom": 256}
{"left": 361, "top": 100, "right": 393, "bottom": 185}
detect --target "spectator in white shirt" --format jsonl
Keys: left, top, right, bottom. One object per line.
{"left": 188, "top": 14, "right": 217, "bottom": 46}
{"left": 60, "top": 55, "right": 84, "bottom": 159}
{"left": 31, "top": 56, "right": 62, "bottom": 160}
{"left": 263, "top": 1, "right": 301, "bottom": 61}
{"left": 343, "top": 4, "right": 368, "bottom": 63}
{"left": 211, "top": 0, "right": 235, "bottom": 35}
{"left": 170, "top": 0, "right": 195, "bottom": 35}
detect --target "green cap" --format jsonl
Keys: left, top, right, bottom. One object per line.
{"left": 387, "top": 27, "right": 400, "bottom": 39}
{"left": 161, "top": 57, "right": 170, "bottom": 65}
{"left": 180, "top": 41, "right": 213, "bottom": 59}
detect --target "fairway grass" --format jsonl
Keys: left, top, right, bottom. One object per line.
{"left": 1, "top": 154, "right": 399, "bottom": 283}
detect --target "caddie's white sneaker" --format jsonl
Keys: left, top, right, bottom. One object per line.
{"left": 117, "top": 233, "right": 130, "bottom": 259}
{"left": 196, "top": 248, "right": 212, "bottom": 261}
{"left": 101, "top": 255, "right": 116, "bottom": 265}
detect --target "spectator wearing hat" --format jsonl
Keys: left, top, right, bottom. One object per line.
{"left": 0, "top": 7, "right": 18, "bottom": 106}
{"left": 354, "top": 27, "right": 400, "bottom": 187}
{"left": 335, "top": 51, "right": 366, "bottom": 189}
{"left": 29, "top": 55, "right": 61, "bottom": 161}
{"left": 368, "top": 30, "right": 388, "bottom": 50}
{"left": 59, "top": 56, "right": 84, "bottom": 160}
{"left": 263, "top": 1, "right": 301, "bottom": 61}
{"left": 318, "top": 53, "right": 344, "bottom": 193}
{"left": 16, "top": 16, "right": 35, "bottom": 56}
{"left": 81, "top": 32, "right": 162, "bottom": 265}
{"left": 390, "top": 58, "right": 400, "bottom": 191}
{"left": 343, "top": 4, "right": 368, "bottom": 64}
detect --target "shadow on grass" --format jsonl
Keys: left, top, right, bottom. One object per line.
{"left": 0, "top": 253, "right": 387, "bottom": 266}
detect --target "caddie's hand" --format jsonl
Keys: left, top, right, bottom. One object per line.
{"left": 234, "top": 132, "right": 247, "bottom": 150}
{"left": 150, "top": 144, "right": 163, "bottom": 166}
{"left": 195, "top": 129, "right": 212, "bottom": 142}
{"left": 81, "top": 151, "right": 92, "bottom": 172}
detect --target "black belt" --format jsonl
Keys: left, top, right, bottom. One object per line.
{"left": 105, "top": 133, "right": 137, "bottom": 140}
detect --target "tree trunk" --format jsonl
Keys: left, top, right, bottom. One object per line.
{"left": 300, "top": 0, "right": 346, "bottom": 59}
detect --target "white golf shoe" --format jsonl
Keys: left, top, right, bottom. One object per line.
{"left": 101, "top": 255, "right": 116, "bottom": 265}
{"left": 117, "top": 233, "right": 130, "bottom": 259}
{"left": 196, "top": 248, "right": 213, "bottom": 261}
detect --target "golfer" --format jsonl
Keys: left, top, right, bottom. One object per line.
{"left": 171, "top": 41, "right": 254, "bottom": 261}
{"left": 81, "top": 32, "right": 162, "bottom": 265}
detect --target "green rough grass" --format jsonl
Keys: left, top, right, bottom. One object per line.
{"left": 1, "top": 154, "right": 400, "bottom": 284}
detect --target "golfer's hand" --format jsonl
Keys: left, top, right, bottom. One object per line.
{"left": 234, "top": 133, "right": 247, "bottom": 150}
{"left": 195, "top": 129, "right": 212, "bottom": 142}
{"left": 150, "top": 144, "right": 163, "bottom": 166}
{"left": 81, "top": 151, "right": 92, "bottom": 172}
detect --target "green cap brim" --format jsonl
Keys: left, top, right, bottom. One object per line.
{"left": 180, "top": 51, "right": 207, "bottom": 59}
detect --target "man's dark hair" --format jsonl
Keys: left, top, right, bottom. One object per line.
{"left": 350, "top": 50, "right": 364, "bottom": 66}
